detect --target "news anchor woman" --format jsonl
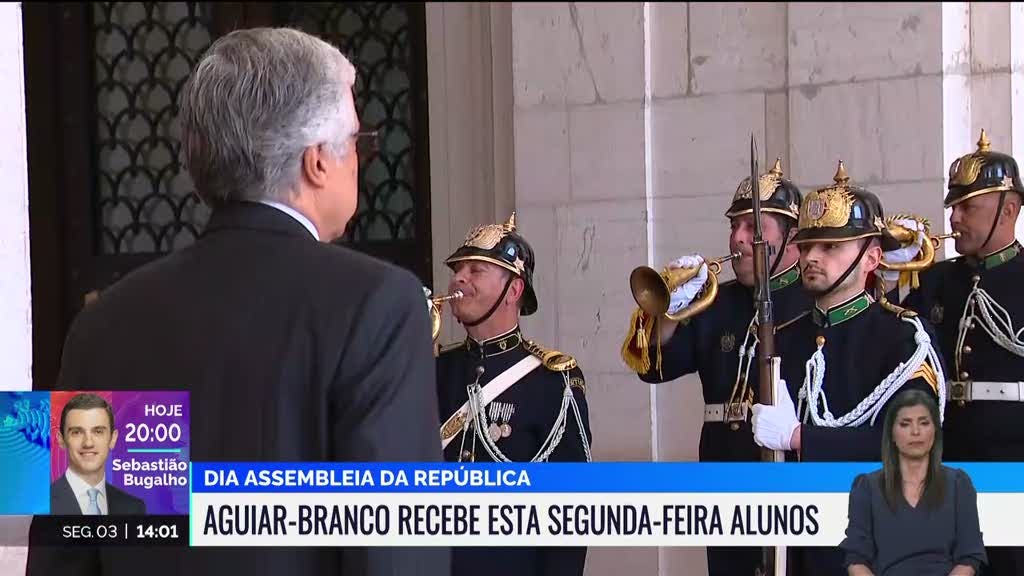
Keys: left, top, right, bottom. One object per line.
{"left": 840, "top": 389, "right": 987, "bottom": 575}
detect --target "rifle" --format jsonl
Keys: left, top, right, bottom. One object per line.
{"left": 750, "top": 135, "right": 787, "bottom": 576}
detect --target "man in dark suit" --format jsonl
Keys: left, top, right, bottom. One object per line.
{"left": 27, "top": 27, "right": 447, "bottom": 576}
{"left": 50, "top": 393, "right": 146, "bottom": 516}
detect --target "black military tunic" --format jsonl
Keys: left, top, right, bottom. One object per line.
{"left": 778, "top": 293, "right": 944, "bottom": 576}
{"left": 628, "top": 264, "right": 809, "bottom": 576}
{"left": 436, "top": 326, "right": 591, "bottom": 576}
{"left": 903, "top": 242, "right": 1024, "bottom": 460}
{"left": 902, "top": 242, "right": 1024, "bottom": 576}
{"left": 637, "top": 263, "right": 810, "bottom": 462}
{"left": 780, "top": 292, "right": 943, "bottom": 460}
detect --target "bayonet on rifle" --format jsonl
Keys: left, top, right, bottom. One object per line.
{"left": 751, "top": 135, "right": 787, "bottom": 576}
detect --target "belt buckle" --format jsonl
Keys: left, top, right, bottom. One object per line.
{"left": 949, "top": 381, "right": 970, "bottom": 404}
{"left": 725, "top": 402, "right": 749, "bottom": 430}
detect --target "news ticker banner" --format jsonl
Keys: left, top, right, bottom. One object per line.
{"left": 2, "top": 390, "right": 189, "bottom": 516}
{"left": 190, "top": 462, "right": 1024, "bottom": 548}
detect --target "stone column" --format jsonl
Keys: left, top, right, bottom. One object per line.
{"left": 970, "top": 2, "right": 1024, "bottom": 239}
{"left": 0, "top": 0, "right": 31, "bottom": 394}
{"left": 511, "top": 3, "right": 657, "bottom": 574}
{"left": 0, "top": 2, "right": 33, "bottom": 573}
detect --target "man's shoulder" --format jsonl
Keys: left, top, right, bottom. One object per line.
{"left": 50, "top": 474, "right": 80, "bottom": 514}
{"left": 713, "top": 279, "right": 748, "bottom": 303}
{"left": 866, "top": 301, "right": 930, "bottom": 342}
{"left": 522, "top": 339, "right": 580, "bottom": 373}
{"left": 435, "top": 342, "right": 466, "bottom": 369}
{"left": 692, "top": 278, "right": 750, "bottom": 325}
{"left": 94, "top": 236, "right": 419, "bottom": 311}
{"left": 521, "top": 340, "right": 586, "bottom": 394}
{"left": 258, "top": 238, "right": 420, "bottom": 297}
{"left": 106, "top": 482, "right": 146, "bottom": 513}
{"left": 918, "top": 256, "right": 962, "bottom": 284}
{"left": 437, "top": 341, "right": 466, "bottom": 357}
{"left": 50, "top": 474, "right": 73, "bottom": 499}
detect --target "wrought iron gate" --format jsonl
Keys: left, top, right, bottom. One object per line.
{"left": 24, "top": 2, "right": 431, "bottom": 387}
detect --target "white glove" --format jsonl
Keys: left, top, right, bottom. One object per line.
{"left": 423, "top": 287, "right": 434, "bottom": 314}
{"left": 666, "top": 255, "right": 708, "bottom": 315}
{"left": 751, "top": 378, "right": 799, "bottom": 451}
{"left": 876, "top": 218, "right": 925, "bottom": 283}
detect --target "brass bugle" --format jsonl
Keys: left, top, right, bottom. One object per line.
{"left": 880, "top": 225, "right": 962, "bottom": 273}
{"left": 430, "top": 289, "right": 465, "bottom": 342}
{"left": 629, "top": 252, "right": 740, "bottom": 323}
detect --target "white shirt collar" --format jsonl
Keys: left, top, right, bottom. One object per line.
{"left": 258, "top": 200, "right": 320, "bottom": 241}
{"left": 65, "top": 467, "right": 107, "bottom": 514}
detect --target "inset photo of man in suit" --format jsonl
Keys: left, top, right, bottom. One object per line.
{"left": 51, "top": 393, "right": 146, "bottom": 516}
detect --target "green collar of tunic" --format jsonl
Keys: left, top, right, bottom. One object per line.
{"left": 814, "top": 291, "right": 872, "bottom": 328}
{"left": 980, "top": 240, "right": 1021, "bottom": 270}
{"left": 770, "top": 262, "right": 800, "bottom": 291}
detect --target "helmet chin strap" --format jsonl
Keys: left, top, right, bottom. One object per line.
{"left": 816, "top": 238, "right": 872, "bottom": 300}
{"left": 462, "top": 275, "right": 515, "bottom": 328}
{"left": 977, "top": 190, "right": 1008, "bottom": 260}
{"left": 770, "top": 220, "right": 794, "bottom": 276}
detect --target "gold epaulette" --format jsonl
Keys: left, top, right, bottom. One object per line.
{"left": 523, "top": 340, "right": 578, "bottom": 372}
{"left": 620, "top": 307, "right": 663, "bottom": 377}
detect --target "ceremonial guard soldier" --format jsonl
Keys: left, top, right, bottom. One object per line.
{"left": 435, "top": 213, "right": 592, "bottom": 576}
{"left": 899, "top": 130, "right": 1024, "bottom": 575}
{"left": 621, "top": 160, "right": 810, "bottom": 576}
{"left": 751, "top": 161, "right": 946, "bottom": 576}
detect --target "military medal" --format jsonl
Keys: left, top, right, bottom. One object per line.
{"left": 500, "top": 423, "right": 512, "bottom": 438}
{"left": 488, "top": 423, "right": 502, "bottom": 442}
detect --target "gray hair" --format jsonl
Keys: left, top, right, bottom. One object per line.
{"left": 179, "top": 27, "right": 358, "bottom": 207}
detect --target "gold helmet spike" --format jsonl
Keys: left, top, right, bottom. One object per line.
{"left": 833, "top": 160, "right": 850, "bottom": 185}
{"left": 977, "top": 129, "right": 991, "bottom": 153}
{"left": 769, "top": 157, "right": 784, "bottom": 177}
{"left": 505, "top": 212, "right": 517, "bottom": 232}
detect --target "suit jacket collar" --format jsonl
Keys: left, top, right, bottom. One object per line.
{"left": 202, "top": 201, "right": 319, "bottom": 241}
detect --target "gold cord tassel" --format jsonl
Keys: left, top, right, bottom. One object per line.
{"left": 621, "top": 307, "right": 661, "bottom": 376}
{"left": 899, "top": 270, "right": 920, "bottom": 291}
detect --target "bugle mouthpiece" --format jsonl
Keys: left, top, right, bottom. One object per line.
{"left": 928, "top": 231, "right": 961, "bottom": 249}
{"left": 432, "top": 290, "right": 465, "bottom": 304}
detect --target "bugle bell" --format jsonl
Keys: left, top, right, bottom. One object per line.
{"left": 428, "top": 289, "right": 464, "bottom": 342}
{"left": 879, "top": 216, "right": 962, "bottom": 273}
{"left": 629, "top": 253, "right": 740, "bottom": 323}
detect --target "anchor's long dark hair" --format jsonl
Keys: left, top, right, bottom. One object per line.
{"left": 879, "top": 389, "right": 945, "bottom": 512}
